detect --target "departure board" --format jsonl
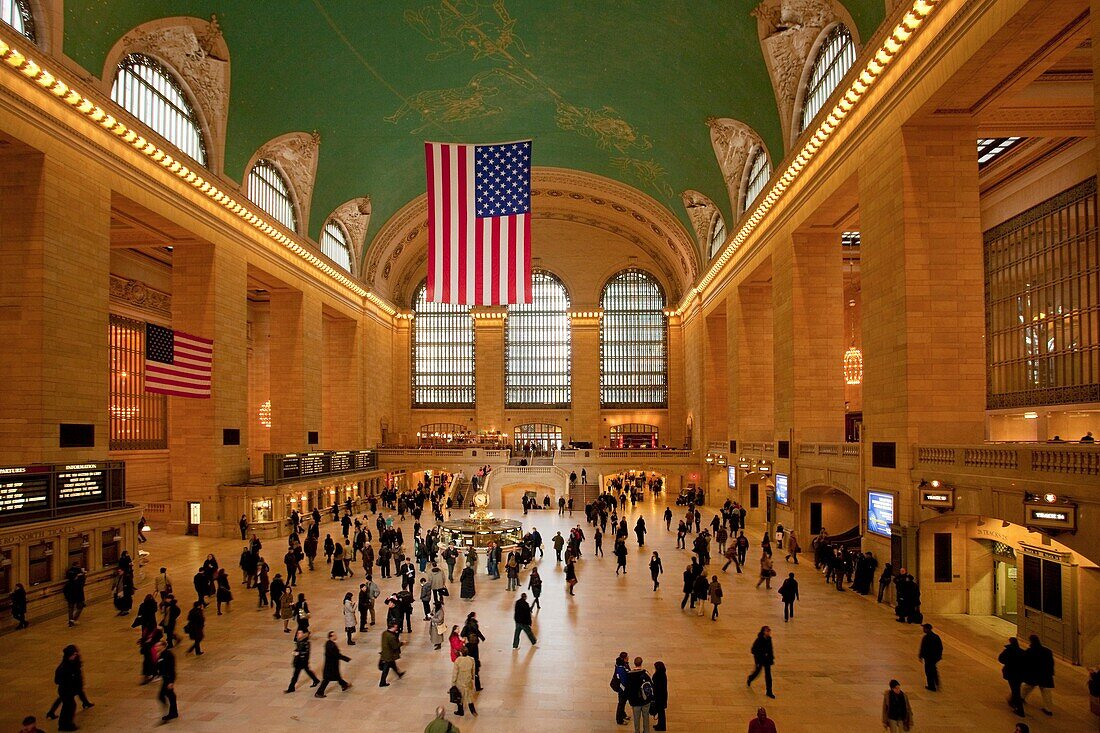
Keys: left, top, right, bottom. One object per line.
{"left": 263, "top": 450, "right": 378, "bottom": 485}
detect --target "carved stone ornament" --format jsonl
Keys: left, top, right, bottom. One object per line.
{"left": 109, "top": 275, "right": 172, "bottom": 317}
{"left": 110, "top": 16, "right": 230, "bottom": 170}
{"left": 751, "top": 0, "right": 843, "bottom": 148}
{"left": 706, "top": 118, "right": 765, "bottom": 214}
{"left": 253, "top": 132, "right": 321, "bottom": 233}
{"left": 680, "top": 190, "right": 723, "bottom": 256}
{"left": 329, "top": 196, "right": 372, "bottom": 274}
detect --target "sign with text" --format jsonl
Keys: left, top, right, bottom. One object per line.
{"left": 774, "top": 473, "right": 789, "bottom": 505}
{"left": 919, "top": 487, "right": 955, "bottom": 510}
{"left": 1024, "top": 498, "right": 1077, "bottom": 532}
{"left": 263, "top": 450, "right": 379, "bottom": 485}
{"left": 0, "top": 461, "right": 124, "bottom": 524}
{"left": 867, "top": 490, "right": 895, "bottom": 536}
{"left": 727, "top": 466, "right": 737, "bottom": 489}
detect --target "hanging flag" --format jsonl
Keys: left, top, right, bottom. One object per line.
{"left": 425, "top": 140, "right": 532, "bottom": 305}
{"left": 144, "top": 323, "right": 213, "bottom": 398}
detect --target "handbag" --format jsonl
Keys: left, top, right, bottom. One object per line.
{"left": 448, "top": 685, "right": 463, "bottom": 704}
{"left": 439, "top": 587, "right": 449, "bottom": 597}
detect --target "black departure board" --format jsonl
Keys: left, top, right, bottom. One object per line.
{"left": 263, "top": 450, "right": 378, "bottom": 485}
{"left": 0, "top": 461, "right": 124, "bottom": 524}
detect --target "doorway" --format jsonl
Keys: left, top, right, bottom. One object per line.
{"left": 187, "top": 502, "right": 201, "bottom": 536}
{"left": 993, "top": 542, "right": 1018, "bottom": 622}
{"left": 809, "top": 502, "right": 822, "bottom": 535}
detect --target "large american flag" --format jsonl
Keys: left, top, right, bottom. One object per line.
{"left": 145, "top": 324, "right": 213, "bottom": 398}
{"left": 425, "top": 140, "right": 532, "bottom": 304}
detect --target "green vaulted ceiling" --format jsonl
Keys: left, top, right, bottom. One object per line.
{"left": 63, "top": 0, "right": 884, "bottom": 260}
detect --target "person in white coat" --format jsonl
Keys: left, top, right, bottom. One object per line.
{"left": 451, "top": 647, "right": 477, "bottom": 717}
{"left": 428, "top": 601, "right": 446, "bottom": 650}
{"left": 342, "top": 592, "right": 357, "bottom": 645}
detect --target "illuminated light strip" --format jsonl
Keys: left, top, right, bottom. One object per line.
{"left": 0, "top": 34, "right": 400, "bottom": 319}
{"left": 677, "top": 0, "right": 941, "bottom": 316}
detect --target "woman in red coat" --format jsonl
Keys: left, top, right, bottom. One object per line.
{"left": 448, "top": 625, "right": 465, "bottom": 662}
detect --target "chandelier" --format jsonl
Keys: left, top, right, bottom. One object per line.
{"left": 843, "top": 345, "right": 863, "bottom": 385}
{"left": 259, "top": 400, "right": 272, "bottom": 428}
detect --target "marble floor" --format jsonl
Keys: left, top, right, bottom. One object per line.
{"left": 1, "top": 494, "right": 1095, "bottom": 732}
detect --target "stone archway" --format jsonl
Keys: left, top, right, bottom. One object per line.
{"left": 800, "top": 484, "right": 858, "bottom": 541}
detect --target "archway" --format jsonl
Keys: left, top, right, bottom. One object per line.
{"left": 800, "top": 484, "right": 858, "bottom": 541}
{"left": 499, "top": 482, "right": 552, "bottom": 511}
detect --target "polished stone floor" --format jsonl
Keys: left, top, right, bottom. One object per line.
{"left": 1, "top": 494, "right": 1094, "bottom": 732}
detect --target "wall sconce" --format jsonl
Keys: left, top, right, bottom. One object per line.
{"left": 112, "top": 534, "right": 122, "bottom": 542}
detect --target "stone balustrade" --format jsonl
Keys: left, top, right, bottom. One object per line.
{"left": 915, "top": 443, "right": 1100, "bottom": 483}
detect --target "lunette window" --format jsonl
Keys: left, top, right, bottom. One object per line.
{"left": 1, "top": 0, "right": 34, "bottom": 41}
{"left": 321, "top": 220, "right": 353, "bottom": 272}
{"left": 247, "top": 160, "right": 297, "bottom": 232}
{"left": 742, "top": 146, "right": 770, "bottom": 216}
{"left": 111, "top": 53, "right": 207, "bottom": 165}
{"left": 411, "top": 282, "right": 475, "bottom": 407}
{"left": 506, "top": 271, "right": 571, "bottom": 407}
{"left": 798, "top": 24, "right": 857, "bottom": 135}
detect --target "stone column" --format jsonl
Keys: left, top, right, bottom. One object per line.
{"left": 473, "top": 311, "right": 505, "bottom": 433}
{"left": 731, "top": 281, "right": 774, "bottom": 442}
{"left": 859, "top": 123, "right": 985, "bottom": 528}
{"left": 168, "top": 242, "right": 249, "bottom": 534}
{"left": 362, "top": 312, "right": 394, "bottom": 447}
{"left": 322, "top": 315, "right": 361, "bottom": 449}
{"left": 772, "top": 231, "right": 845, "bottom": 443}
{"left": 703, "top": 307, "right": 728, "bottom": 448}
{"left": 569, "top": 313, "right": 601, "bottom": 447}
{"left": 268, "top": 288, "right": 322, "bottom": 452}
{"left": 0, "top": 148, "right": 110, "bottom": 463}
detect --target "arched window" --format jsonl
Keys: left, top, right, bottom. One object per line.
{"left": 707, "top": 215, "right": 727, "bottom": 258}
{"left": 320, "top": 220, "right": 353, "bottom": 272}
{"left": 412, "top": 282, "right": 474, "bottom": 407}
{"left": 798, "top": 24, "right": 856, "bottom": 135}
{"left": 513, "top": 423, "right": 563, "bottom": 452}
{"left": 111, "top": 54, "right": 206, "bottom": 165}
{"left": 600, "top": 270, "right": 668, "bottom": 407}
{"left": 1, "top": 0, "right": 35, "bottom": 42}
{"left": 506, "top": 271, "right": 571, "bottom": 407}
{"left": 247, "top": 159, "right": 297, "bottom": 232}
{"left": 741, "top": 146, "right": 770, "bottom": 216}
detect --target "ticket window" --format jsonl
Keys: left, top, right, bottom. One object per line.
{"left": 0, "top": 548, "right": 12, "bottom": 595}
{"left": 68, "top": 534, "right": 89, "bottom": 572}
{"left": 101, "top": 529, "right": 121, "bottom": 568}
{"left": 252, "top": 499, "right": 273, "bottom": 523}
{"left": 28, "top": 542, "right": 53, "bottom": 586}
{"left": 1020, "top": 551, "right": 1078, "bottom": 663}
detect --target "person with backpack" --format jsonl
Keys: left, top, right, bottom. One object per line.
{"left": 625, "top": 657, "right": 654, "bottom": 733}
{"left": 610, "top": 651, "right": 630, "bottom": 725}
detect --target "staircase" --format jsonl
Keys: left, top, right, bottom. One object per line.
{"left": 483, "top": 464, "right": 569, "bottom": 508}
{"left": 571, "top": 481, "right": 601, "bottom": 506}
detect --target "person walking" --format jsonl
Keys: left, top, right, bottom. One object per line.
{"left": 12, "top": 582, "right": 28, "bottom": 629}
{"left": 460, "top": 612, "right": 485, "bottom": 691}
{"left": 746, "top": 626, "right": 776, "bottom": 699}
{"left": 429, "top": 562, "right": 448, "bottom": 604}
{"left": 783, "top": 531, "right": 800, "bottom": 564}
{"left": 747, "top": 707, "right": 777, "bottom": 733}
{"left": 708, "top": 576, "right": 723, "bottom": 621}
{"left": 882, "top": 679, "right": 913, "bottom": 732}
{"left": 379, "top": 622, "right": 405, "bottom": 686}
{"left": 342, "top": 592, "right": 358, "bottom": 645}
{"left": 919, "top": 623, "right": 943, "bottom": 691}
{"left": 615, "top": 539, "right": 629, "bottom": 575}
{"left": 512, "top": 592, "right": 537, "bottom": 649}
{"left": 154, "top": 637, "right": 178, "bottom": 722}
{"left": 286, "top": 629, "right": 320, "bottom": 692}
{"left": 528, "top": 567, "right": 543, "bottom": 609}
{"left": 565, "top": 557, "right": 578, "bottom": 596}
{"left": 756, "top": 551, "right": 775, "bottom": 590}
{"left": 625, "top": 656, "right": 654, "bottom": 733}
{"left": 62, "top": 564, "right": 86, "bottom": 627}
{"left": 451, "top": 648, "right": 478, "bottom": 717}
{"left": 460, "top": 564, "right": 476, "bottom": 601}
{"left": 51, "top": 645, "right": 82, "bottom": 732}
{"left": 552, "top": 531, "right": 565, "bottom": 561}
{"left": 184, "top": 601, "right": 204, "bottom": 655}
{"left": 429, "top": 601, "right": 446, "bottom": 650}
{"left": 315, "top": 631, "right": 352, "bottom": 697}
{"left": 650, "top": 661, "right": 668, "bottom": 731}
{"left": 649, "top": 552, "right": 663, "bottom": 591}
{"left": 777, "top": 573, "right": 799, "bottom": 621}
{"left": 214, "top": 568, "right": 233, "bottom": 615}
{"left": 1021, "top": 634, "right": 1055, "bottom": 717}
{"left": 999, "top": 636, "right": 1026, "bottom": 717}
{"left": 634, "top": 518, "right": 647, "bottom": 547}
{"left": 692, "top": 571, "right": 709, "bottom": 617}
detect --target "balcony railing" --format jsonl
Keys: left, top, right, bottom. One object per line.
{"left": 916, "top": 444, "right": 1100, "bottom": 478}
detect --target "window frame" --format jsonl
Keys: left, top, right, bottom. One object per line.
{"left": 740, "top": 145, "right": 770, "bottom": 216}
{"left": 1, "top": 0, "right": 35, "bottom": 42}
{"left": 600, "top": 269, "right": 669, "bottom": 408}
{"left": 411, "top": 281, "right": 476, "bottom": 408}
{"left": 505, "top": 270, "right": 572, "bottom": 408}
{"left": 798, "top": 23, "right": 857, "bottom": 136}
{"left": 320, "top": 219, "right": 354, "bottom": 273}
{"left": 111, "top": 52, "right": 207, "bottom": 166}
{"left": 109, "top": 314, "right": 168, "bottom": 451}
{"left": 247, "top": 159, "right": 298, "bottom": 233}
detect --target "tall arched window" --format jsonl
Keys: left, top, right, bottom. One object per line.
{"left": 2, "top": 0, "right": 35, "bottom": 42}
{"left": 247, "top": 160, "right": 297, "bottom": 232}
{"left": 707, "top": 215, "right": 727, "bottom": 258}
{"left": 601, "top": 270, "right": 668, "bottom": 407}
{"left": 506, "top": 271, "right": 571, "bottom": 407}
{"left": 741, "top": 146, "right": 770, "bottom": 216}
{"left": 320, "top": 220, "right": 353, "bottom": 272}
{"left": 798, "top": 24, "right": 856, "bottom": 135}
{"left": 111, "top": 54, "right": 206, "bottom": 165}
{"left": 412, "top": 282, "right": 474, "bottom": 407}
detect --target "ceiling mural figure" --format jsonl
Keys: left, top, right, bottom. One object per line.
{"left": 384, "top": 67, "right": 532, "bottom": 134}
{"left": 404, "top": 0, "right": 531, "bottom": 63}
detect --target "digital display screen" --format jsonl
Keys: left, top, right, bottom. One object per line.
{"left": 774, "top": 474, "right": 788, "bottom": 505}
{"left": 0, "top": 474, "right": 50, "bottom": 513}
{"left": 727, "top": 466, "right": 737, "bottom": 489}
{"left": 57, "top": 464, "right": 107, "bottom": 504}
{"left": 867, "top": 490, "right": 894, "bottom": 536}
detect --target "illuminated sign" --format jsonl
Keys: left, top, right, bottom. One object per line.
{"left": 867, "top": 490, "right": 894, "bottom": 536}
{"left": 1024, "top": 495, "right": 1077, "bottom": 533}
{"left": 727, "top": 467, "right": 737, "bottom": 489}
{"left": 919, "top": 487, "right": 955, "bottom": 510}
{"left": 774, "top": 474, "right": 789, "bottom": 505}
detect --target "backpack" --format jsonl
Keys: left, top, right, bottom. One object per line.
{"left": 640, "top": 677, "right": 654, "bottom": 704}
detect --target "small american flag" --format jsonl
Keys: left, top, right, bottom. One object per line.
{"left": 425, "top": 140, "right": 532, "bottom": 305}
{"left": 145, "top": 324, "right": 213, "bottom": 398}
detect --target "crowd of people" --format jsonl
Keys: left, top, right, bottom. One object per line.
{"left": 14, "top": 471, "right": 1089, "bottom": 732}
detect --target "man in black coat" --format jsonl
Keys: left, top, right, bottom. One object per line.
{"left": 777, "top": 573, "right": 799, "bottom": 621}
{"left": 286, "top": 629, "right": 320, "bottom": 692}
{"left": 155, "top": 638, "right": 178, "bottom": 721}
{"left": 998, "top": 636, "right": 1027, "bottom": 716}
{"left": 512, "top": 593, "right": 537, "bottom": 649}
{"left": 62, "top": 564, "right": 86, "bottom": 627}
{"left": 314, "top": 631, "right": 352, "bottom": 697}
{"left": 1021, "top": 634, "right": 1055, "bottom": 716}
{"left": 746, "top": 626, "right": 776, "bottom": 698}
{"left": 918, "top": 623, "right": 944, "bottom": 691}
